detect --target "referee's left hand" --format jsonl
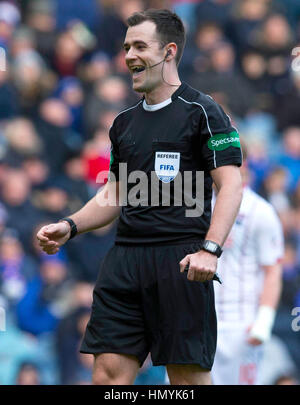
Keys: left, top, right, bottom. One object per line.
{"left": 179, "top": 251, "right": 217, "bottom": 282}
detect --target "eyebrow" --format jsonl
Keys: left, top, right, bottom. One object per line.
{"left": 123, "top": 40, "right": 148, "bottom": 49}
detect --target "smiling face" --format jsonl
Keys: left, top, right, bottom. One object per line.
{"left": 124, "top": 21, "right": 167, "bottom": 93}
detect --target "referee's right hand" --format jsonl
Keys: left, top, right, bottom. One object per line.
{"left": 36, "top": 222, "right": 71, "bottom": 255}
{"left": 179, "top": 250, "right": 217, "bottom": 282}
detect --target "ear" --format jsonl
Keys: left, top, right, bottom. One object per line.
{"left": 164, "top": 43, "right": 177, "bottom": 61}
{"left": 164, "top": 49, "right": 171, "bottom": 60}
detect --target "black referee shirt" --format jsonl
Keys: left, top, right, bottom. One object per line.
{"left": 108, "top": 82, "right": 242, "bottom": 244}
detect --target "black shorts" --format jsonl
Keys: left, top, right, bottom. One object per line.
{"left": 80, "top": 241, "right": 217, "bottom": 370}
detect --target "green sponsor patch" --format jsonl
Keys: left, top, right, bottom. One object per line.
{"left": 208, "top": 131, "right": 240, "bottom": 151}
{"left": 109, "top": 149, "right": 114, "bottom": 170}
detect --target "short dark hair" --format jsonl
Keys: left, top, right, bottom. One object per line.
{"left": 127, "top": 9, "right": 186, "bottom": 66}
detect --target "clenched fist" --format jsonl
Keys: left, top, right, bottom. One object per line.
{"left": 36, "top": 222, "right": 71, "bottom": 255}
{"left": 179, "top": 250, "right": 217, "bottom": 282}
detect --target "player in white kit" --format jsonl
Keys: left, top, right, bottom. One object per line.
{"left": 211, "top": 148, "right": 284, "bottom": 385}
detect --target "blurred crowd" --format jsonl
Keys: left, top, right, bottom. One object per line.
{"left": 0, "top": 0, "right": 299, "bottom": 385}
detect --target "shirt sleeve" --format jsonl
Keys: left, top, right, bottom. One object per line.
{"left": 255, "top": 205, "right": 284, "bottom": 266}
{"left": 199, "top": 98, "right": 243, "bottom": 171}
{"left": 108, "top": 123, "right": 120, "bottom": 182}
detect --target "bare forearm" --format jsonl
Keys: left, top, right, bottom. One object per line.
{"left": 260, "top": 264, "right": 282, "bottom": 309}
{"left": 248, "top": 264, "right": 282, "bottom": 343}
{"left": 68, "top": 182, "right": 121, "bottom": 234}
{"left": 206, "top": 175, "right": 243, "bottom": 246}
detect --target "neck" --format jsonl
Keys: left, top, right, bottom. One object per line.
{"left": 144, "top": 75, "right": 181, "bottom": 105}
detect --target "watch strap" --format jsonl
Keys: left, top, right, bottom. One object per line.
{"left": 201, "top": 240, "right": 223, "bottom": 258}
{"left": 59, "top": 217, "right": 77, "bottom": 240}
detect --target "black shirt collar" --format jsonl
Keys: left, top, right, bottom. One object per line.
{"left": 141, "top": 81, "right": 188, "bottom": 105}
{"left": 171, "top": 82, "right": 188, "bottom": 101}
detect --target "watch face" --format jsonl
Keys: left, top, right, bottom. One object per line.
{"left": 206, "top": 241, "right": 217, "bottom": 252}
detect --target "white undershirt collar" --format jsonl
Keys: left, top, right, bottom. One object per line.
{"left": 142, "top": 97, "right": 172, "bottom": 112}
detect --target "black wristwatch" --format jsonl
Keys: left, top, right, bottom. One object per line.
{"left": 201, "top": 240, "right": 223, "bottom": 258}
{"left": 59, "top": 217, "right": 77, "bottom": 240}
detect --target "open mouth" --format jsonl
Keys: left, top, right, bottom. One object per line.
{"left": 131, "top": 66, "right": 146, "bottom": 76}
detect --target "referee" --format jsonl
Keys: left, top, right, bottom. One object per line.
{"left": 37, "top": 9, "right": 243, "bottom": 385}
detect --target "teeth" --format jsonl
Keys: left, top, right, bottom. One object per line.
{"left": 131, "top": 66, "right": 144, "bottom": 72}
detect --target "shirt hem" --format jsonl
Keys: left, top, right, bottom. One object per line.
{"left": 114, "top": 237, "right": 205, "bottom": 247}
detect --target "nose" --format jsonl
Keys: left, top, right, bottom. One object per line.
{"left": 125, "top": 47, "right": 137, "bottom": 63}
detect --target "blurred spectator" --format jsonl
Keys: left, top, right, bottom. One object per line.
{"left": 10, "top": 25, "right": 36, "bottom": 59}
{"left": 96, "top": 0, "right": 144, "bottom": 58}
{"left": 16, "top": 251, "right": 72, "bottom": 336}
{"left": 146, "top": 0, "right": 171, "bottom": 9}
{"left": 83, "top": 128, "right": 110, "bottom": 187}
{"left": 277, "top": 0, "right": 300, "bottom": 29}
{"left": 258, "top": 335, "right": 299, "bottom": 385}
{"left": 24, "top": 0, "right": 57, "bottom": 64}
{"left": 292, "top": 181, "right": 300, "bottom": 210}
{"left": 172, "top": 0, "right": 199, "bottom": 34}
{"left": 279, "top": 239, "right": 300, "bottom": 310}
{"left": 79, "top": 51, "right": 111, "bottom": 91}
{"left": 61, "top": 154, "right": 91, "bottom": 211}
{"left": 3, "top": 117, "right": 43, "bottom": 164}
{"left": 273, "top": 70, "right": 300, "bottom": 131}
{"left": 294, "top": 208, "right": 300, "bottom": 265}
{"left": 56, "top": 282, "right": 93, "bottom": 384}
{"left": 0, "top": 1, "right": 21, "bottom": 50}
{"left": 15, "top": 361, "right": 41, "bottom": 385}
{"left": 250, "top": 14, "right": 294, "bottom": 99}
{"left": 226, "top": 0, "right": 273, "bottom": 55}
{"left": 0, "top": 68, "right": 19, "bottom": 120}
{"left": 0, "top": 203, "right": 7, "bottom": 237}
{"left": 189, "top": 40, "right": 255, "bottom": 117}
{"left": 0, "top": 229, "right": 37, "bottom": 305}
{"left": 244, "top": 136, "right": 272, "bottom": 191}
{"left": 274, "top": 374, "right": 299, "bottom": 385}
{"left": 195, "top": 0, "right": 233, "bottom": 29}
{"left": 53, "top": 0, "right": 102, "bottom": 33}
{"left": 84, "top": 76, "right": 130, "bottom": 136}
{"left": 51, "top": 27, "right": 92, "bottom": 78}
{"left": 36, "top": 98, "right": 83, "bottom": 174}
{"left": 10, "top": 45, "right": 56, "bottom": 116}
{"left": 1, "top": 168, "right": 43, "bottom": 250}
{"left": 259, "top": 166, "right": 290, "bottom": 214}
{"left": 185, "top": 22, "right": 224, "bottom": 78}
{"left": 22, "top": 156, "right": 49, "bottom": 190}
{"left": 53, "top": 77, "right": 84, "bottom": 134}
{"left": 276, "top": 127, "right": 300, "bottom": 192}
{"left": 195, "top": 21, "right": 224, "bottom": 53}
{"left": 251, "top": 13, "right": 294, "bottom": 60}
{"left": 0, "top": 320, "right": 45, "bottom": 385}
{"left": 239, "top": 50, "right": 273, "bottom": 111}
{"left": 32, "top": 177, "right": 70, "bottom": 223}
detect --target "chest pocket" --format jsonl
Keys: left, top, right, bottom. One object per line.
{"left": 152, "top": 141, "right": 191, "bottom": 183}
